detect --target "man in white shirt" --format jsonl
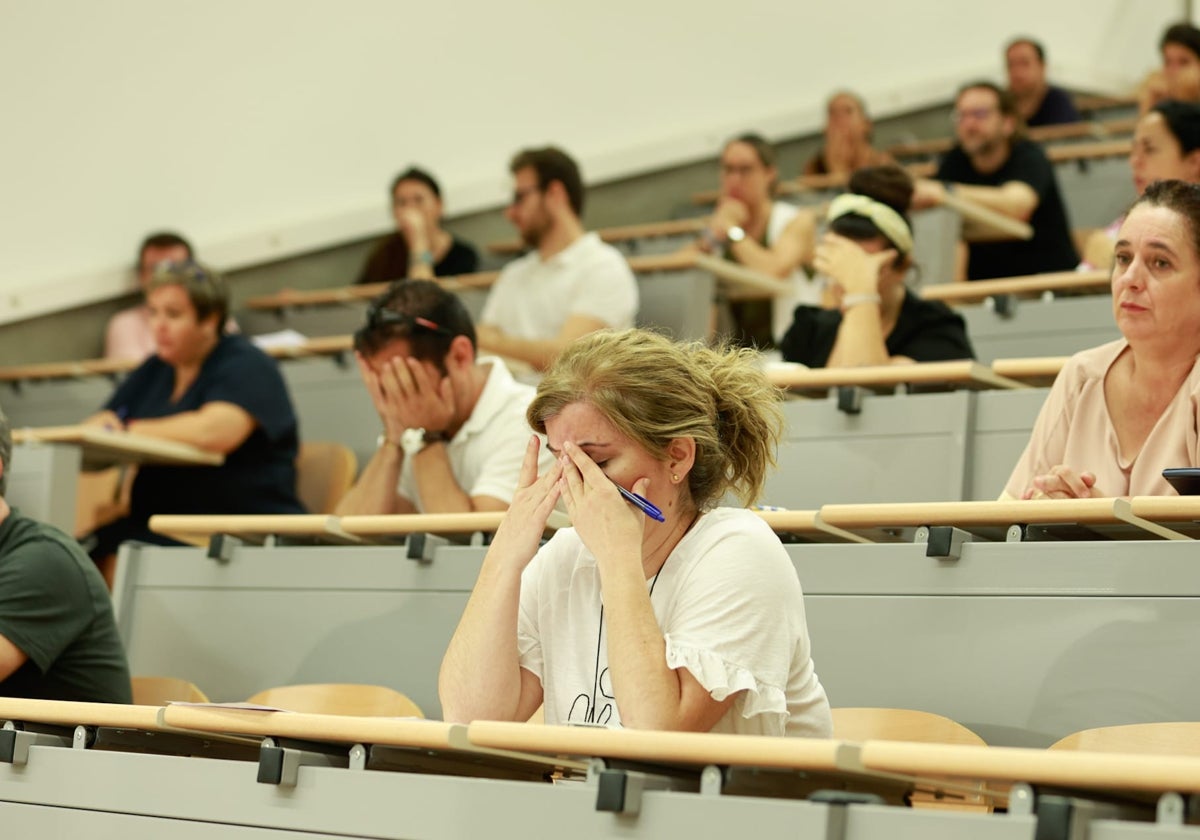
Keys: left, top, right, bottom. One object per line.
{"left": 335, "top": 280, "right": 552, "bottom": 515}
{"left": 477, "top": 147, "right": 638, "bottom": 371}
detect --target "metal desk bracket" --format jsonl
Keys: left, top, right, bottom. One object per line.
{"left": 810, "top": 790, "right": 886, "bottom": 840}
{"left": 915, "top": 525, "right": 971, "bottom": 560}
{"left": 1008, "top": 782, "right": 1150, "bottom": 840}
{"left": 407, "top": 533, "right": 448, "bottom": 564}
{"left": 207, "top": 533, "right": 243, "bottom": 563}
{"left": 835, "top": 386, "right": 864, "bottom": 416}
{"left": 0, "top": 721, "right": 75, "bottom": 765}
{"left": 988, "top": 294, "right": 1017, "bottom": 319}
{"left": 588, "top": 757, "right": 699, "bottom": 814}
{"left": 256, "top": 736, "right": 350, "bottom": 786}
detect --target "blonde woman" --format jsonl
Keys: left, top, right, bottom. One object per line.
{"left": 440, "top": 329, "right": 831, "bottom": 736}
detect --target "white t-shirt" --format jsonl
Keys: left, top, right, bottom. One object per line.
{"left": 517, "top": 507, "right": 832, "bottom": 737}
{"left": 766, "top": 201, "right": 825, "bottom": 342}
{"left": 480, "top": 232, "right": 638, "bottom": 340}
{"left": 398, "top": 358, "right": 550, "bottom": 509}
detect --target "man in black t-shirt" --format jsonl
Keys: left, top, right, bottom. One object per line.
{"left": 914, "top": 81, "right": 1078, "bottom": 280}
{"left": 0, "top": 405, "right": 131, "bottom": 703}
{"left": 1005, "top": 38, "right": 1081, "bottom": 128}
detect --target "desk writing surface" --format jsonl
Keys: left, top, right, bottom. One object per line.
{"left": 921, "top": 269, "right": 1110, "bottom": 304}
{"left": 990, "top": 357, "right": 1068, "bottom": 387}
{"left": 860, "top": 740, "right": 1200, "bottom": 795}
{"left": 752, "top": 509, "right": 871, "bottom": 544}
{"left": 161, "top": 705, "right": 453, "bottom": 750}
{"left": 244, "top": 271, "right": 502, "bottom": 311}
{"left": 0, "top": 698, "right": 166, "bottom": 731}
{"left": 13, "top": 426, "right": 223, "bottom": 468}
{"left": 816, "top": 498, "right": 1121, "bottom": 530}
{"left": 466, "top": 721, "right": 848, "bottom": 772}
{"left": 766, "top": 361, "right": 1025, "bottom": 392}
{"left": 148, "top": 514, "right": 350, "bottom": 541}
{"left": 489, "top": 217, "right": 707, "bottom": 255}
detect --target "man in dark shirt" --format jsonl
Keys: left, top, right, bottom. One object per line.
{"left": 1005, "top": 38, "right": 1081, "bottom": 127}
{"left": 0, "top": 405, "right": 131, "bottom": 703}
{"left": 916, "top": 82, "right": 1078, "bottom": 280}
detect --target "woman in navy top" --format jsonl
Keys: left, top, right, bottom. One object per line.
{"left": 85, "top": 261, "right": 303, "bottom": 557}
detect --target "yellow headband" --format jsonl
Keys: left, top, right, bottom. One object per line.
{"left": 826, "top": 193, "right": 913, "bottom": 256}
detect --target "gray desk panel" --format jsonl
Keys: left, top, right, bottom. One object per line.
{"left": 963, "top": 296, "right": 1118, "bottom": 364}
{"left": 790, "top": 540, "right": 1200, "bottom": 746}
{"left": 0, "top": 376, "right": 114, "bottom": 428}
{"left": 0, "top": 803, "right": 345, "bottom": 839}
{"left": 119, "top": 543, "right": 486, "bottom": 716}
{"left": 6, "top": 443, "right": 80, "bottom": 533}
{"left": 636, "top": 269, "right": 714, "bottom": 342}
{"left": 766, "top": 392, "right": 970, "bottom": 507}
{"left": 968, "top": 388, "right": 1051, "bottom": 500}
{"left": 0, "top": 745, "right": 877, "bottom": 840}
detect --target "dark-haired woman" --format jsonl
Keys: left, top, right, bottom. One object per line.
{"left": 357, "top": 167, "right": 479, "bottom": 285}
{"left": 1006, "top": 179, "right": 1200, "bottom": 499}
{"left": 779, "top": 166, "right": 974, "bottom": 367}
{"left": 84, "top": 261, "right": 303, "bottom": 557}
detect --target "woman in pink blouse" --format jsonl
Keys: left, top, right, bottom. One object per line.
{"left": 1006, "top": 179, "right": 1200, "bottom": 499}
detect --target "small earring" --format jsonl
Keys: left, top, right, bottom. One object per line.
{"left": 672, "top": 473, "right": 680, "bottom": 483}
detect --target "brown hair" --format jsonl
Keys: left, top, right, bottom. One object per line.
{"left": 831, "top": 165, "right": 915, "bottom": 267}
{"left": 0, "top": 402, "right": 10, "bottom": 497}
{"left": 1129, "top": 179, "right": 1200, "bottom": 260}
{"left": 146, "top": 260, "right": 229, "bottom": 332}
{"left": 353, "top": 279, "right": 476, "bottom": 373}
{"left": 510, "top": 146, "right": 585, "bottom": 217}
{"left": 527, "top": 329, "right": 783, "bottom": 510}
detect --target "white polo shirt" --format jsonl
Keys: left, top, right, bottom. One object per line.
{"left": 480, "top": 233, "right": 638, "bottom": 339}
{"left": 397, "top": 358, "right": 551, "bottom": 510}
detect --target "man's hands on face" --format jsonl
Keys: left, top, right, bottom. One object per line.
{"left": 357, "top": 353, "right": 456, "bottom": 441}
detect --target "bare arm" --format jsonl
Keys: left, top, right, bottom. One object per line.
{"left": 0, "top": 633, "right": 27, "bottom": 682}
{"left": 477, "top": 314, "right": 608, "bottom": 372}
{"left": 726, "top": 209, "right": 817, "bottom": 278}
{"left": 126, "top": 402, "right": 255, "bottom": 455}
{"left": 815, "top": 234, "right": 900, "bottom": 369}
{"left": 410, "top": 442, "right": 510, "bottom": 514}
{"left": 915, "top": 178, "right": 1039, "bottom": 222}
{"left": 439, "top": 438, "right": 562, "bottom": 723}
{"left": 333, "top": 443, "right": 415, "bottom": 515}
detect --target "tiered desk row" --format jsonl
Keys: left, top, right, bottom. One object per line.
{"left": 96, "top": 495, "right": 1200, "bottom": 748}
{"left": 4, "top": 694, "right": 1200, "bottom": 838}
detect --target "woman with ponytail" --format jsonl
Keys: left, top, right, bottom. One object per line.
{"left": 440, "top": 329, "right": 831, "bottom": 736}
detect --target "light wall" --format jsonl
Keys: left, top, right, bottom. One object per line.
{"left": 0, "top": 1, "right": 1175, "bottom": 325}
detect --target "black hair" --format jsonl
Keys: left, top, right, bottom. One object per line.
{"left": 353, "top": 279, "right": 476, "bottom": 374}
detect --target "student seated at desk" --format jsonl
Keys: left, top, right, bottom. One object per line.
{"left": 1006, "top": 180, "right": 1200, "bottom": 499}
{"left": 0, "top": 406, "right": 131, "bottom": 703}
{"left": 803, "top": 91, "right": 894, "bottom": 177}
{"left": 1081, "top": 101, "right": 1200, "bottom": 270}
{"left": 335, "top": 280, "right": 553, "bottom": 515}
{"left": 476, "top": 146, "right": 638, "bottom": 372}
{"left": 104, "top": 231, "right": 193, "bottom": 362}
{"left": 440, "top": 329, "right": 832, "bottom": 736}
{"left": 693, "top": 133, "right": 819, "bottom": 347}
{"left": 779, "top": 166, "right": 974, "bottom": 367}
{"left": 85, "top": 261, "right": 304, "bottom": 558}
{"left": 1138, "top": 23, "right": 1200, "bottom": 116}
{"left": 356, "top": 167, "right": 479, "bottom": 285}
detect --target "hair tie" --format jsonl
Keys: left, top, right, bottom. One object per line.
{"left": 826, "top": 193, "right": 914, "bottom": 255}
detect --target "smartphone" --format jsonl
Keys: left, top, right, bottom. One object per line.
{"left": 1162, "top": 468, "right": 1200, "bottom": 495}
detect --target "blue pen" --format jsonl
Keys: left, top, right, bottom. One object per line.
{"left": 615, "top": 482, "right": 665, "bottom": 522}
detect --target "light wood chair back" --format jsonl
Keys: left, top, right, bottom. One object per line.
{"left": 295, "top": 442, "right": 358, "bottom": 514}
{"left": 832, "top": 707, "right": 987, "bottom": 746}
{"left": 131, "top": 676, "right": 210, "bottom": 705}
{"left": 245, "top": 683, "right": 424, "bottom": 718}
{"left": 1050, "top": 723, "right": 1200, "bottom": 755}
{"left": 832, "top": 708, "right": 990, "bottom": 812}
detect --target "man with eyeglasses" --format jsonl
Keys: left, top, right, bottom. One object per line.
{"left": 335, "top": 280, "right": 553, "bottom": 515}
{"left": 915, "top": 81, "right": 1077, "bottom": 281}
{"left": 475, "top": 147, "right": 638, "bottom": 371}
